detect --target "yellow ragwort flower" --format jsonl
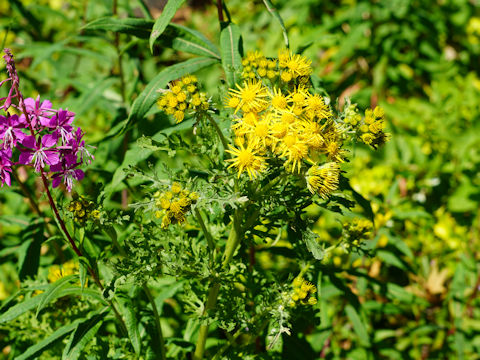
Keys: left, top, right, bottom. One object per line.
{"left": 226, "top": 143, "right": 266, "bottom": 179}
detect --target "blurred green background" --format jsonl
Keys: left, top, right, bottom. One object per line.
{"left": 1, "top": 0, "right": 480, "bottom": 358}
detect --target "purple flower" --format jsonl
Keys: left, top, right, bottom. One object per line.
{"left": 41, "top": 109, "right": 74, "bottom": 144}
{"left": 24, "top": 96, "right": 53, "bottom": 128}
{"left": 63, "top": 127, "right": 95, "bottom": 164}
{"left": 19, "top": 134, "right": 60, "bottom": 172}
{"left": 50, "top": 154, "right": 84, "bottom": 192}
{"left": 0, "top": 148, "right": 12, "bottom": 187}
{"left": 0, "top": 114, "right": 26, "bottom": 150}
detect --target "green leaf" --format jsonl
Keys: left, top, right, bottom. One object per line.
{"left": 15, "top": 319, "right": 84, "bottom": 360}
{"left": 125, "top": 57, "right": 217, "bottom": 131}
{"left": 340, "top": 175, "right": 374, "bottom": 223}
{"left": 0, "top": 286, "right": 105, "bottom": 324}
{"left": 302, "top": 228, "right": 325, "bottom": 260}
{"left": 102, "top": 119, "right": 195, "bottom": 197}
{"left": 118, "top": 296, "right": 141, "bottom": 355}
{"left": 36, "top": 275, "right": 77, "bottom": 318}
{"left": 345, "top": 304, "right": 370, "bottom": 346}
{"left": 18, "top": 220, "right": 45, "bottom": 281}
{"left": 83, "top": 17, "right": 154, "bottom": 38}
{"left": 62, "top": 310, "right": 108, "bottom": 360}
{"left": 149, "top": 0, "right": 187, "bottom": 52}
{"left": 220, "top": 22, "right": 243, "bottom": 86}
{"left": 262, "top": 0, "right": 289, "bottom": 48}
{"left": 0, "top": 293, "right": 45, "bottom": 324}
{"left": 166, "top": 24, "right": 220, "bottom": 59}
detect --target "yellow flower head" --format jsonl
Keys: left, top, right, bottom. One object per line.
{"left": 226, "top": 143, "right": 266, "bottom": 179}
{"left": 227, "top": 80, "right": 269, "bottom": 114}
{"left": 306, "top": 162, "right": 340, "bottom": 199}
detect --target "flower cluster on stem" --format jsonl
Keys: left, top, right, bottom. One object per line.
{"left": 0, "top": 48, "right": 93, "bottom": 191}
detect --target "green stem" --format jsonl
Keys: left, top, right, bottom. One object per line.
{"left": 194, "top": 208, "right": 216, "bottom": 263}
{"left": 192, "top": 282, "right": 221, "bottom": 360}
{"left": 206, "top": 114, "right": 229, "bottom": 152}
{"left": 144, "top": 285, "right": 167, "bottom": 360}
{"left": 193, "top": 207, "right": 242, "bottom": 359}
{"left": 106, "top": 227, "right": 167, "bottom": 358}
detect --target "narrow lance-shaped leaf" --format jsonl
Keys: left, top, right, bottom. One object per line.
{"left": 36, "top": 275, "right": 77, "bottom": 318}
{"left": 62, "top": 310, "right": 109, "bottom": 360}
{"left": 118, "top": 296, "right": 141, "bottom": 355}
{"left": 345, "top": 304, "right": 371, "bottom": 347}
{"left": 220, "top": 22, "right": 243, "bottom": 87}
{"left": 83, "top": 17, "right": 154, "bottom": 38}
{"left": 149, "top": 0, "right": 187, "bottom": 52}
{"left": 262, "top": 0, "right": 289, "bottom": 48}
{"left": 15, "top": 318, "right": 84, "bottom": 360}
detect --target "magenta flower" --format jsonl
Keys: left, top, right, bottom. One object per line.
{"left": 0, "top": 114, "right": 26, "bottom": 150}
{"left": 66, "top": 127, "right": 95, "bottom": 164}
{"left": 50, "top": 154, "right": 85, "bottom": 192}
{"left": 0, "top": 148, "right": 12, "bottom": 187}
{"left": 24, "top": 96, "right": 53, "bottom": 129}
{"left": 19, "top": 134, "right": 60, "bottom": 172}
{"left": 41, "top": 109, "right": 74, "bottom": 144}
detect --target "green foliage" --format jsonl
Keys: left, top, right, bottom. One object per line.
{"left": 1, "top": 0, "right": 480, "bottom": 359}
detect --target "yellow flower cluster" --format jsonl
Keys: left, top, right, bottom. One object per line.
{"left": 289, "top": 277, "right": 317, "bottom": 307}
{"left": 157, "top": 75, "right": 209, "bottom": 123}
{"left": 48, "top": 260, "right": 78, "bottom": 283}
{"left": 225, "top": 50, "right": 342, "bottom": 198}
{"left": 343, "top": 218, "right": 373, "bottom": 248}
{"left": 345, "top": 105, "right": 390, "bottom": 149}
{"left": 241, "top": 50, "right": 313, "bottom": 84}
{"left": 67, "top": 197, "right": 100, "bottom": 224}
{"left": 153, "top": 182, "right": 199, "bottom": 229}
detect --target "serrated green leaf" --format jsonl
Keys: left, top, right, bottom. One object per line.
{"left": 149, "top": 0, "right": 187, "bottom": 52}
{"left": 345, "top": 304, "right": 370, "bottom": 346}
{"left": 15, "top": 318, "right": 84, "bottom": 360}
{"left": 220, "top": 22, "right": 242, "bottom": 86}
{"left": 62, "top": 310, "right": 108, "bottom": 360}
{"left": 36, "top": 275, "right": 77, "bottom": 318}
{"left": 83, "top": 17, "right": 154, "bottom": 38}
{"left": 302, "top": 228, "right": 325, "bottom": 260}
{"left": 118, "top": 296, "right": 141, "bottom": 355}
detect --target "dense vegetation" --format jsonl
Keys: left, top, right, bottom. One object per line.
{"left": 1, "top": 0, "right": 480, "bottom": 359}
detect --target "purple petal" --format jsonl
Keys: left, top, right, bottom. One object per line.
{"left": 73, "top": 169, "right": 84, "bottom": 181}
{"left": 22, "top": 136, "right": 37, "bottom": 149}
{"left": 42, "top": 134, "right": 58, "bottom": 148}
{"left": 45, "top": 151, "right": 59, "bottom": 165}
{"left": 52, "top": 176, "right": 62, "bottom": 188}
{"left": 18, "top": 151, "right": 33, "bottom": 165}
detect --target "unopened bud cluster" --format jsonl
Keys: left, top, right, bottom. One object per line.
{"left": 67, "top": 196, "right": 99, "bottom": 224}
{"left": 241, "top": 50, "right": 312, "bottom": 85}
{"left": 153, "top": 182, "right": 199, "bottom": 229}
{"left": 344, "top": 105, "right": 390, "bottom": 149}
{"left": 157, "top": 75, "right": 209, "bottom": 124}
{"left": 289, "top": 277, "right": 317, "bottom": 307}
{"left": 343, "top": 218, "right": 373, "bottom": 250}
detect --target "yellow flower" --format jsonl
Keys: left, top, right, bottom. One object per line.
{"left": 268, "top": 87, "right": 290, "bottom": 111}
{"left": 280, "top": 136, "right": 309, "bottom": 173}
{"left": 48, "top": 260, "right": 78, "bottom": 283}
{"left": 226, "top": 143, "right": 266, "bottom": 179}
{"left": 227, "top": 80, "right": 269, "bottom": 114}
{"left": 306, "top": 162, "right": 340, "bottom": 199}
{"left": 278, "top": 50, "right": 313, "bottom": 78}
